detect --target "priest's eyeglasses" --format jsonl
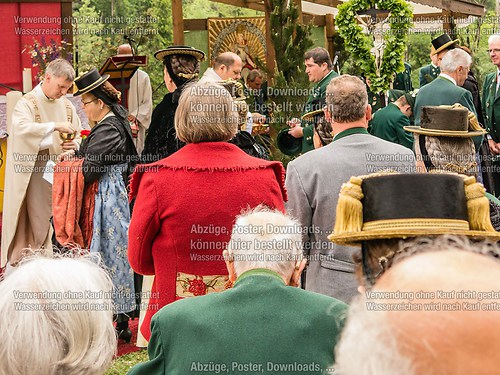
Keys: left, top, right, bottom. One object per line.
{"left": 488, "top": 48, "right": 500, "bottom": 54}
{"left": 82, "top": 98, "right": 98, "bottom": 107}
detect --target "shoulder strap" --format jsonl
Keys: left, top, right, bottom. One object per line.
{"left": 23, "top": 93, "right": 42, "bottom": 123}
{"left": 63, "top": 97, "right": 73, "bottom": 123}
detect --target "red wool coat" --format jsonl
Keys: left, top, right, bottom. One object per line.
{"left": 128, "top": 142, "right": 287, "bottom": 340}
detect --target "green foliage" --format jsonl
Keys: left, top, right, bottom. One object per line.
{"left": 183, "top": 0, "right": 261, "bottom": 19}
{"left": 269, "top": 0, "right": 313, "bottom": 82}
{"left": 266, "top": 0, "right": 314, "bottom": 164}
{"left": 336, "top": 0, "right": 413, "bottom": 93}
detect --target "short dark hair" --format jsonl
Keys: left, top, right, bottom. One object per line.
{"left": 246, "top": 69, "right": 263, "bottom": 83}
{"left": 304, "top": 47, "right": 332, "bottom": 70}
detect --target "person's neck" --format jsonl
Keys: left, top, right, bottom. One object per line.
{"left": 440, "top": 72, "right": 457, "bottom": 85}
{"left": 96, "top": 108, "right": 112, "bottom": 123}
{"left": 40, "top": 83, "right": 53, "bottom": 100}
{"left": 315, "top": 70, "right": 332, "bottom": 84}
{"left": 332, "top": 120, "right": 367, "bottom": 135}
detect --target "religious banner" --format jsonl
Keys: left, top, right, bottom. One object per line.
{"left": 207, "top": 17, "right": 266, "bottom": 81}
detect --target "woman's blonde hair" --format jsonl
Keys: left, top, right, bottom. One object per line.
{"left": 175, "top": 82, "right": 239, "bottom": 143}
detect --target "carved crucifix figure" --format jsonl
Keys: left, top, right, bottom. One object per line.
{"left": 356, "top": 7, "right": 390, "bottom": 74}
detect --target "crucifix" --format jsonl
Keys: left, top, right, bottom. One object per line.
{"left": 356, "top": 7, "right": 390, "bottom": 74}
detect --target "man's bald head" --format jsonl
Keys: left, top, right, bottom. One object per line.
{"left": 336, "top": 246, "right": 500, "bottom": 375}
{"left": 213, "top": 52, "right": 243, "bottom": 80}
{"left": 117, "top": 44, "right": 133, "bottom": 56}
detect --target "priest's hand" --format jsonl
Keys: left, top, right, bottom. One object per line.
{"left": 55, "top": 121, "right": 76, "bottom": 134}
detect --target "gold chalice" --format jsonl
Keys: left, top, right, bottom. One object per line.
{"left": 59, "top": 132, "right": 76, "bottom": 142}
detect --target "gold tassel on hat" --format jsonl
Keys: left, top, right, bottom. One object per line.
{"left": 334, "top": 176, "right": 364, "bottom": 235}
{"left": 463, "top": 176, "right": 496, "bottom": 232}
{"left": 451, "top": 104, "right": 483, "bottom": 132}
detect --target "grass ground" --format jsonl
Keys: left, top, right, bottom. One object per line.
{"left": 104, "top": 350, "right": 148, "bottom": 375}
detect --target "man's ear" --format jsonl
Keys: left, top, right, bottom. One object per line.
{"left": 324, "top": 106, "right": 332, "bottom": 124}
{"left": 365, "top": 104, "right": 373, "bottom": 121}
{"left": 223, "top": 250, "right": 237, "bottom": 282}
{"left": 289, "top": 258, "right": 308, "bottom": 287}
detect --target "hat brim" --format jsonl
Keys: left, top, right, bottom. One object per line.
{"left": 431, "top": 39, "right": 459, "bottom": 55}
{"left": 154, "top": 48, "right": 205, "bottom": 62}
{"left": 73, "top": 75, "right": 110, "bottom": 96}
{"left": 404, "top": 126, "right": 486, "bottom": 138}
{"left": 328, "top": 228, "right": 500, "bottom": 246}
{"left": 277, "top": 130, "right": 301, "bottom": 156}
{"left": 302, "top": 109, "right": 324, "bottom": 121}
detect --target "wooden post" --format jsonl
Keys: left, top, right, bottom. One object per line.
{"left": 60, "top": 0, "right": 73, "bottom": 46}
{"left": 293, "top": 0, "right": 303, "bottom": 24}
{"left": 264, "top": 0, "right": 276, "bottom": 83}
{"left": 442, "top": 9, "right": 454, "bottom": 35}
{"left": 172, "top": 0, "right": 184, "bottom": 45}
{"left": 325, "top": 14, "right": 335, "bottom": 58}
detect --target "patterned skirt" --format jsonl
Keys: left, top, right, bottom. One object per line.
{"left": 90, "top": 165, "right": 136, "bottom": 314}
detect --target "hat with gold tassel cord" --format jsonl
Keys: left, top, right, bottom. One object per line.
{"left": 328, "top": 172, "right": 500, "bottom": 246}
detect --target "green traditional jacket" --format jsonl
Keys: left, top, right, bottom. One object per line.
{"left": 393, "top": 62, "right": 413, "bottom": 92}
{"left": 369, "top": 102, "right": 413, "bottom": 150}
{"left": 368, "top": 89, "right": 405, "bottom": 114}
{"left": 127, "top": 268, "right": 348, "bottom": 375}
{"left": 419, "top": 63, "right": 440, "bottom": 88}
{"left": 301, "top": 69, "right": 338, "bottom": 153}
{"left": 482, "top": 71, "right": 500, "bottom": 143}
{"left": 414, "top": 75, "right": 482, "bottom": 150}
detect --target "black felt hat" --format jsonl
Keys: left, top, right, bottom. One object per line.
{"left": 277, "top": 128, "right": 301, "bottom": 156}
{"left": 431, "top": 34, "right": 459, "bottom": 55}
{"left": 328, "top": 172, "right": 500, "bottom": 245}
{"left": 73, "top": 69, "right": 109, "bottom": 96}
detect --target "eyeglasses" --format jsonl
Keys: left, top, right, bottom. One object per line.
{"left": 82, "top": 98, "right": 98, "bottom": 107}
{"left": 488, "top": 49, "right": 500, "bottom": 54}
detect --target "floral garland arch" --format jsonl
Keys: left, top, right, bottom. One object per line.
{"left": 336, "top": 0, "right": 413, "bottom": 94}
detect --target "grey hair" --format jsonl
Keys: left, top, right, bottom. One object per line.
{"left": 355, "top": 235, "right": 500, "bottom": 288}
{"left": 488, "top": 34, "right": 500, "bottom": 45}
{"left": 226, "top": 206, "right": 303, "bottom": 277}
{"left": 0, "top": 254, "right": 116, "bottom": 375}
{"left": 334, "top": 295, "right": 417, "bottom": 375}
{"left": 440, "top": 48, "right": 472, "bottom": 74}
{"left": 45, "top": 58, "right": 75, "bottom": 81}
{"left": 414, "top": 134, "right": 477, "bottom": 176}
{"left": 326, "top": 75, "right": 368, "bottom": 122}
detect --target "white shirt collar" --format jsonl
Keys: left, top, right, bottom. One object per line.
{"left": 97, "top": 111, "right": 114, "bottom": 124}
{"left": 439, "top": 73, "right": 456, "bottom": 86}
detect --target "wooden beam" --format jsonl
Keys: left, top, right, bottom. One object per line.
{"left": 210, "top": 0, "right": 265, "bottom": 12}
{"left": 303, "top": 0, "right": 342, "bottom": 8}
{"left": 411, "top": 0, "right": 484, "bottom": 17}
{"left": 184, "top": 19, "right": 207, "bottom": 31}
{"left": 172, "top": 0, "right": 184, "bottom": 44}
{"left": 413, "top": 12, "right": 471, "bottom": 21}
{"left": 60, "top": 1, "right": 73, "bottom": 46}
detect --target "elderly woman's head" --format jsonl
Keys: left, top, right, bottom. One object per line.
{"left": 0, "top": 254, "right": 116, "bottom": 375}
{"left": 175, "top": 82, "right": 239, "bottom": 143}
